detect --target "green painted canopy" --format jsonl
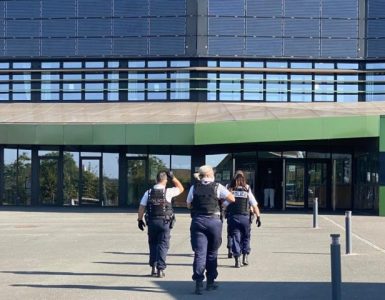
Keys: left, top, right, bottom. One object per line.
{"left": 0, "top": 102, "right": 383, "bottom": 145}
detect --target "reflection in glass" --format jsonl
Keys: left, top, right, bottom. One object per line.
{"left": 108, "top": 73, "right": 119, "bottom": 101}
{"left": 307, "top": 162, "right": 328, "bottom": 209}
{"left": 103, "top": 153, "right": 119, "bottom": 206}
{"left": 39, "top": 157, "right": 59, "bottom": 205}
{"left": 355, "top": 153, "right": 378, "bottom": 210}
{"left": 266, "top": 74, "right": 287, "bottom": 101}
{"left": 148, "top": 73, "right": 167, "bottom": 100}
{"left": 3, "top": 149, "right": 31, "bottom": 205}
{"left": 127, "top": 158, "right": 147, "bottom": 206}
{"left": 149, "top": 155, "right": 170, "bottom": 182}
{"left": 207, "top": 73, "right": 217, "bottom": 101}
{"left": 128, "top": 72, "right": 145, "bottom": 101}
{"left": 63, "top": 152, "right": 79, "bottom": 206}
{"left": 205, "top": 154, "right": 233, "bottom": 186}
{"left": 285, "top": 161, "right": 304, "bottom": 208}
{"left": 81, "top": 159, "right": 101, "bottom": 205}
{"left": 314, "top": 75, "right": 334, "bottom": 102}
{"left": 171, "top": 155, "right": 191, "bottom": 207}
{"left": 291, "top": 74, "right": 312, "bottom": 102}
{"left": 170, "top": 72, "right": 189, "bottom": 100}
{"left": 244, "top": 74, "right": 263, "bottom": 101}
{"left": 332, "top": 153, "right": 352, "bottom": 209}
{"left": 219, "top": 73, "right": 241, "bottom": 101}
{"left": 337, "top": 75, "right": 358, "bottom": 102}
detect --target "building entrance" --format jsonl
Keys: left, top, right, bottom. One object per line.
{"left": 79, "top": 157, "right": 102, "bottom": 206}
{"left": 126, "top": 157, "right": 148, "bottom": 206}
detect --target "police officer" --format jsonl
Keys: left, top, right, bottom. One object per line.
{"left": 137, "top": 170, "right": 184, "bottom": 277}
{"left": 187, "top": 165, "right": 235, "bottom": 295}
{"left": 226, "top": 170, "right": 261, "bottom": 268}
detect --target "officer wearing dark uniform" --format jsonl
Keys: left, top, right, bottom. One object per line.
{"left": 226, "top": 170, "right": 261, "bottom": 268}
{"left": 187, "top": 165, "right": 235, "bottom": 295}
{"left": 137, "top": 170, "right": 184, "bottom": 277}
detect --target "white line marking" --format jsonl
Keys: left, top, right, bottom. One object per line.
{"left": 321, "top": 216, "right": 385, "bottom": 254}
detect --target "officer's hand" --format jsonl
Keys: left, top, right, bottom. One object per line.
{"left": 256, "top": 216, "right": 261, "bottom": 227}
{"left": 166, "top": 170, "right": 174, "bottom": 180}
{"left": 138, "top": 219, "right": 146, "bottom": 231}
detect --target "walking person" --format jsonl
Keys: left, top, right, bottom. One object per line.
{"left": 137, "top": 170, "right": 184, "bottom": 277}
{"left": 226, "top": 170, "right": 261, "bottom": 268}
{"left": 263, "top": 168, "right": 275, "bottom": 209}
{"left": 187, "top": 165, "right": 235, "bottom": 295}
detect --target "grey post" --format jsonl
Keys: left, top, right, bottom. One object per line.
{"left": 330, "top": 234, "right": 342, "bottom": 300}
{"left": 313, "top": 197, "right": 318, "bottom": 228}
{"left": 345, "top": 211, "right": 352, "bottom": 254}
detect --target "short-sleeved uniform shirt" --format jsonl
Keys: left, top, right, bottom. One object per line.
{"left": 140, "top": 184, "right": 182, "bottom": 206}
{"left": 224, "top": 184, "right": 258, "bottom": 207}
{"left": 186, "top": 177, "right": 231, "bottom": 213}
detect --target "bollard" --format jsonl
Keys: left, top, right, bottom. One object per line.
{"left": 313, "top": 197, "right": 318, "bottom": 228}
{"left": 330, "top": 234, "right": 342, "bottom": 300}
{"left": 345, "top": 211, "right": 352, "bottom": 255}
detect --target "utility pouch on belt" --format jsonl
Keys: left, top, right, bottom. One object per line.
{"left": 169, "top": 215, "right": 176, "bottom": 229}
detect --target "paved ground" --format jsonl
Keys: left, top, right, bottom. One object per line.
{"left": 0, "top": 208, "right": 385, "bottom": 300}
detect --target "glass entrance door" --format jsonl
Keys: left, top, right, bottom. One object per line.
{"left": 285, "top": 160, "right": 305, "bottom": 208}
{"left": 307, "top": 160, "right": 329, "bottom": 209}
{"left": 39, "top": 157, "right": 59, "bottom": 205}
{"left": 80, "top": 158, "right": 102, "bottom": 206}
{"left": 127, "top": 158, "right": 148, "bottom": 206}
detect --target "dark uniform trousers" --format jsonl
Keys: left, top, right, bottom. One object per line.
{"left": 148, "top": 218, "right": 171, "bottom": 271}
{"left": 229, "top": 214, "right": 251, "bottom": 257}
{"left": 190, "top": 215, "right": 222, "bottom": 282}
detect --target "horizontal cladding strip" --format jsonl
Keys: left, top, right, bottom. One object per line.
{"left": 194, "top": 115, "right": 380, "bottom": 145}
{"left": 0, "top": 116, "right": 379, "bottom": 146}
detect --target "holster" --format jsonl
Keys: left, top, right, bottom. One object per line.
{"left": 249, "top": 212, "right": 255, "bottom": 224}
{"left": 169, "top": 214, "right": 176, "bottom": 229}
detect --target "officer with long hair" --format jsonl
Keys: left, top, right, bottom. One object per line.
{"left": 137, "top": 170, "right": 184, "bottom": 278}
{"left": 226, "top": 170, "right": 261, "bottom": 268}
{"left": 187, "top": 165, "right": 235, "bottom": 295}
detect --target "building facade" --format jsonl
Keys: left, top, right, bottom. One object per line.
{"left": 0, "top": 0, "right": 385, "bottom": 215}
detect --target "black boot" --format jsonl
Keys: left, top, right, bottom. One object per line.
{"left": 206, "top": 279, "right": 219, "bottom": 291}
{"left": 157, "top": 269, "right": 165, "bottom": 278}
{"left": 242, "top": 254, "right": 249, "bottom": 266}
{"left": 151, "top": 266, "right": 157, "bottom": 277}
{"left": 195, "top": 281, "right": 203, "bottom": 295}
{"left": 235, "top": 256, "right": 241, "bottom": 268}
{"left": 227, "top": 249, "right": 233, "bottom": 258}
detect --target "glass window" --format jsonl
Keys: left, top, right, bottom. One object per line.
{"left": 366, "top": 63, "right": 385, "bottom": 70}
{"left": 219, "top": 61, "right": 241, "bottom": 68}
{"left": 314, "top": 75, "right": 334, "bottom": 102}
{"left": 0, "top": 93, "right": 9, "bottom": 101}
{"left": 337, "top": 63, "right": 359, "bottom": 70}
{"left": 63, "top": 74, "right": 82, "bottom": 80}
{"left": 128, "top": 61, "right": 145, "bottom": 68}
{"left": 337, "top": 75, "right": 358, "bottom": 102}
{"left": 170, "top": 61, "right": 190, "bottom": 67}
{"left": 13, "top": 62, "right": 31, "bottom": 69}
{"left": 128, "top": 72, "right": 145, "bottom": 101}
{"left": 0, "top": 63, "right": 10, "bottom": 69}
{"left": 170, "top": 72, "right": 189, "bottom": 100}
{"left": 63, "top": 152, "right": 79, "bottom": 206}
{"left": 108, "top": 73, "right": 119, "bottom": 101}
{"left": 244, "top": 74, "right": 263, "bottom": 101}
{"left": 171, "top": 155, "right": 191, "bottom": 207}
{"left": 291, "top": 74, "right": 312, "bottom": 102}
{"left": 108, "top": 61, "right": 119, "bottom": 68}
{"left": 207, "top": 61, "right": 217, "bottom": 67}
{"left": 85, "top": 73, "right": 104, "bottom": 80}
{"left": 315, "top": 63, "right": 334, "bottom": 69}
{"left": 148, "top": 61, "right": 167, "bottom": 68}
{"left": 85, "top": 61, "right": 104, "bottom": 68}
{"left": 42, "top": 73, "right": 60, "bottom": 80}
{"left": 219, "top": 73, "right": 241, "bottom": 101}
{"left": 205, "top": 154, "right": 233, "bottom": 186}
{"left": 41, "top": 62, "right": 60, "bottom": 69}
{"left": 4, "top": 149, "right": 31, "bottom": 205}
{"left": 0, "top": 83, "right": 8, "bottom": 92}
{"left": 291, "top": 62, "right": 312, "bottom": 69}
{"left": 266, "top": 74, "right": 288, "bottom": 101}
{"left": 0, "top": 75, "right": 9, "bottom": 81}
{"left": 244, "top": 61, "right": 263, "bottom": 68}
{"left": 42, "top": 83, "right": 60, "bottom": 101}
{"left": 148, "top": 73, "right": 167, "bottom": 100}
{"left": 63, "top": 62, "right": 82, "bottom": 68}
{"left": 207, "top": 73, "right": 217, "bottom": 101}
{"left": 149, "top": 154, "right": 170, "bottom": 182}
{"left": 332, "top": 153, "right": 352, "bottom": 210}
{"left": 103, "top": 153, "right": 119, "bottom": 207}
{"left": 85, "top": 83, "right": 104, "bottom": 100}
{"left": 267, "top": 62, "right": 288, "bottom": 68}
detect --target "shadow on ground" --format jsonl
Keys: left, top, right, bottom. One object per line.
{"left": 8, "top": 280, "right": 385, "bottom": 300}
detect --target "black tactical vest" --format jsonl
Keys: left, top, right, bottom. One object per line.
{"left": 146, "top": 188, "right": 173, "bottom": 219}
{"left": 227, "top": 186, "right": 249, "bottom": 215}
{"left": 191, "top": 181, "right": 220, "bottom": 215}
